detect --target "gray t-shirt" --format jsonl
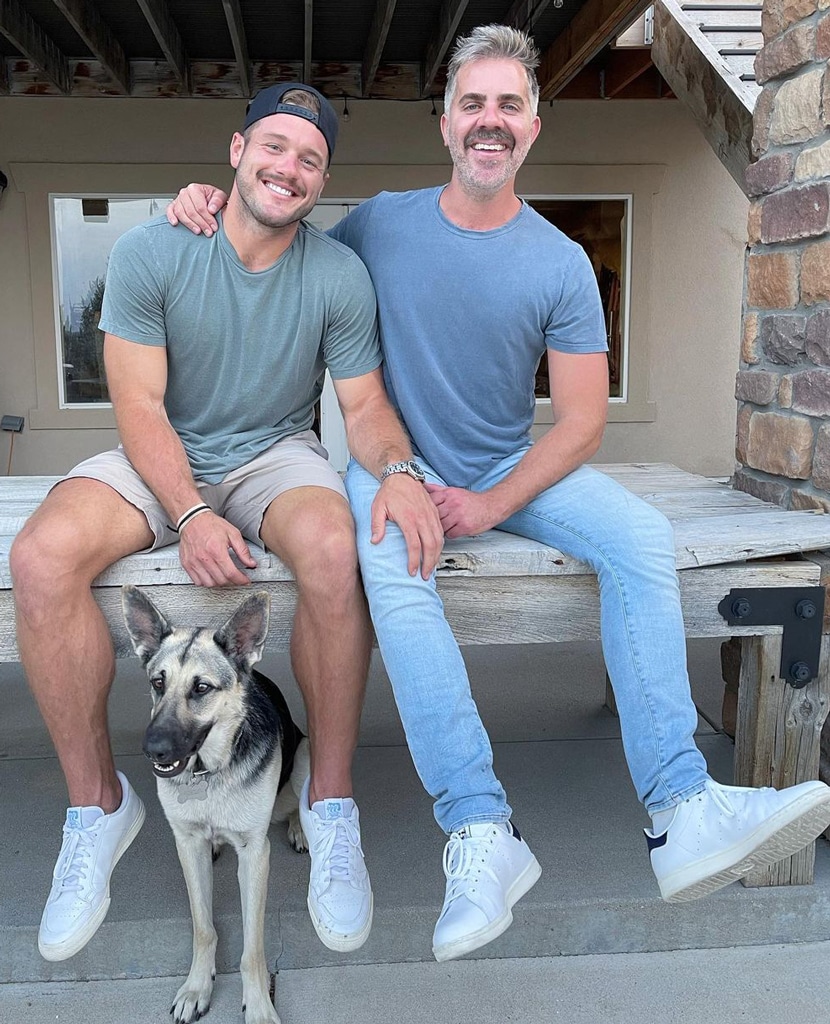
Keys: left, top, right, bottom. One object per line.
{"left": 100, "top": 214, "right": 381, "bottom": 483}
{"left": 330, "top": 188, "right": 607, "bottom": 487}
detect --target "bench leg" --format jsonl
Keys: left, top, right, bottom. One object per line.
{"left": 735, "top": 633, "right": 830, "bottom": 887}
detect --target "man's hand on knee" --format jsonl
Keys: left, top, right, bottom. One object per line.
{"left": 178, "top": 512, "right": 256, "bottom": 586}
{"left": 370, "top": 476, "right": 445, "bottom": 579}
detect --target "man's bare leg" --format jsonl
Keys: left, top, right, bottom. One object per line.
{"left": 10, "top": 478, "right": 154, "bottom": 811}
{"left": 260, "top": 486, "right": 371, "bottom": 803}
{"left": 261, "top": 484, "right": 374, "bottom": 952}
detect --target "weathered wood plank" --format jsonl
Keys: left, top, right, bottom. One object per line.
{"left": 135, "top": 0, "right": 188, "bottom": 88}
{"left": 6, "top": 472, "right": 830, "bottom": 575}
{"left": 421, "top": 0, "right": 469, "bottom": 98}
{"left": 735, "top": 634, "right": 830, "bottom": 886}
{"left": 52, "top": 0, "right": 131, "bottom": 95}
{"left": 0, "top": 0, "right": 72, "bottom": 93}
{"left": 651, "top": 0, "right": 755, "bottom": 191}
{"left": 221, "top": 0, "right": 252, "bottom": 97}
{"left": 362, "top": 0, "right": 398, "bottom": 95}
{"left": 0, "top": 559, "right": 819, "bottom": 662}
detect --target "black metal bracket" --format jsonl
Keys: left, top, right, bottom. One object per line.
{"left": 718, "top": 587, "right": 825, "bottom": 688}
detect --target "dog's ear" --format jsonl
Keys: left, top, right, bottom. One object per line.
{"left": 214, "top": 591, "right": 270, "bottom": 669}
{"left": 122, "top": 585, "right": 173, "bottom": 665}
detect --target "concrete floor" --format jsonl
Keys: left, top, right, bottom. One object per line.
{"left": 2, "top": 639, "right": 829, "bottom": 1021}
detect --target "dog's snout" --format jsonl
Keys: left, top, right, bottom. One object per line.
{"left": 142, "top": 719, "right": 191, "bottom": 764}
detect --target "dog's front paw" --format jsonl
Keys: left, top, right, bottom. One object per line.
{"left": 171, "top": 976, "right": 214, "bottom": 1023}
{"left": 243, "top": 993, "right": 281, "bottom": 1024}
{"left": 286, "top": 810, "right": 307, "bottom": 853}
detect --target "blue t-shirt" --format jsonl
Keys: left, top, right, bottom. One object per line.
{"left": 329, "top": 187, "right": 607, "bottom": 487}
{"left": 100, "top": 215, "right": 381, "bottom": 483}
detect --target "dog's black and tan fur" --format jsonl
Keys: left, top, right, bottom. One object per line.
{"left": 122, "top": 585, "right": 309, "bottom": 1024}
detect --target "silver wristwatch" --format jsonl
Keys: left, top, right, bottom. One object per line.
{"left": 381, "top": 460, "right": 426, "bottom": 483}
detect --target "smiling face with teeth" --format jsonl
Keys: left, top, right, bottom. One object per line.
{"left": 228, "top": 112, "right": 330, "bottom": 234}
{"left": 441, "top": 57, "right": 541, "bottom": 201}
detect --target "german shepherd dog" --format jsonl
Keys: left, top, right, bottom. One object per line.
{"left": 122, "top": 585, "right": 309, "bottom": 1024}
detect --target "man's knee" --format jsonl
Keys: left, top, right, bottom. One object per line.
{"left": 11, "top": 513, "right": 96, "bottom": 615}
{"left": 279, "top": 501, "right": 361, "bottom": 594}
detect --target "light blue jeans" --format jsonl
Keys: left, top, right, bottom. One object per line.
{"left": 345, "top": 451, "right": 711, "bottom": 834}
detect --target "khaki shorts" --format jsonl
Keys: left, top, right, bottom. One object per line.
{"left": 64, "top": 429, "right": 347, "bottom": 550}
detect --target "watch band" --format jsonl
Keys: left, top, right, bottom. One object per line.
{"left": 381, "top": 460, "right": 426, "bottom": 482}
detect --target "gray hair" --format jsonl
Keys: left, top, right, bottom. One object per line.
{"left": 444, "top": 24, "right": 541, "bottom": 116}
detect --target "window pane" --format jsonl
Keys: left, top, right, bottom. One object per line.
{"left": 51, "top": 196, "right": 173, "bottom": 406}
{"left": 528, "top": 198, "right": 627, "bottom": 400}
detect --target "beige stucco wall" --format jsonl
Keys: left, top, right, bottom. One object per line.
{"left": 0, "top": 95, "right": 747, "bottom": 477}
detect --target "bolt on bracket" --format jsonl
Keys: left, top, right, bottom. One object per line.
{"left": 718, "top": 587, "right": 825, "bottom": 688}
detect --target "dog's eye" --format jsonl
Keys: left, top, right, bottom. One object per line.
{"left": 150, "top": 674, "right": 165, "bottom": 693}
{"left": 192, "top": 679, "right": 212, "bottom": 696}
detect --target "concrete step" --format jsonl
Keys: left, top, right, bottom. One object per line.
{"left": 3, "top": 642, "right": 830, "bottom": 985}
{"left": 7, "top": 942, "right": 830, "bottom": 1024}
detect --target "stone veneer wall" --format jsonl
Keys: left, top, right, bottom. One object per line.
{"left": 736, "top": 0, "right": 830, "bottom": 509}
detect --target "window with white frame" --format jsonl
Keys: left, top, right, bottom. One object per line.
{"left": 526, "top": 195, "right": 631, "bottom": 402}
{"left": 50, "top": 195, "right": 174, "bottom": 407}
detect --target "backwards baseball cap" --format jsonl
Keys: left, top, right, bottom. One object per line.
{"left": 242, "top": 83, "right": 339, "bottom": 162}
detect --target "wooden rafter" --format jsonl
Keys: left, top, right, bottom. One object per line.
{"left": 421, "top": 0, "right": 469, "bottom": 98}
{"left": 603, "top": 46, "right": 652, "bottom": 97}
{"left": 135, "top": 0, "right": 187, "bottom": 88}
{"left": 0, "top": 0, "right": 71, "bottom": 93}
{"left": 51, "top": 0, "right": 130, "bottom": 94}
{"left": 361, "top": 0, "right": 397, "bottom": 96}
{"left": 503, "top": 0, "right": 551, "bottom": 33}
{"left": 304, "top": 0, "right": 312, "bottom": 83}
{"left": 537, "top": 0, "right": 651, "bottom": 99}
{"left": 221, "top": 0, "right": 251, "bottom": 97}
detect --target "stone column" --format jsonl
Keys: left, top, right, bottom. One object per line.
{"left": 736, "top": 0, "right": 830, "bottom": 510}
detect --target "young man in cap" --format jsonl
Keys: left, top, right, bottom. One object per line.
{"left": 11, "top": 83, "right": 442, "bottom": 963}
{"left": 170, "top": 25, "right": 830, "bottom": 963}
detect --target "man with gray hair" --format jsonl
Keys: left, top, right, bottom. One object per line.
{"left": 170, "top": 23, "right": 830, "bottom": 963}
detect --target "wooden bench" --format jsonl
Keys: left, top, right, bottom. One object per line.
{"left": 4, "top": 463, "right": 830, "bottom": 887}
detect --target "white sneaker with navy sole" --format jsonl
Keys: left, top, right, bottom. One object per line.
{"left": 298, "top": 777, "right": 373, "bottom": 952}
{"left": 38, "top": 771, "right": 146, "bottom": 961}
{"left": 646, "top": 778, "right": 830, "bottom": 902}
{"left": 432, "top": 821, "right": 541, "bottom": 963}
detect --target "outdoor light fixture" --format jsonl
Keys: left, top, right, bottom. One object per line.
{"left": 342, "top": 94, "right": 350, "bottom": 122}
{"left": 430, "top": 97, "right": 438, "bottom": 121}
{"left": 0, "top": 170, "right": 7, "bottom": 201}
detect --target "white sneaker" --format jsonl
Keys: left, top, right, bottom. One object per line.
{"left": 647, "top": 779, "right": 830, "bottom": 902}
{"left": 432, "top": 821, "right": 541, "bottom": 963}
{"left": 298, "top": 777, "right": 373, "bottom": 952}
{"left": 38, "top": 771, "right": 146, "bottom": 961}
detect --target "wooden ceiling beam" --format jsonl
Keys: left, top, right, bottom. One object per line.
{"left": 304, "top": 0, "right": 313, "bottom": 83}
{"left": 361, "top": 0, "right": 397, "bottom": 96}
{"left": 421, "top": 0, "right": 469, "bottom": 98}
{"left": 503, "top": 0, "right": 551, "bottom": 33}
{"left": 135, "top": 0, "right": 187, "bottom": 88}
{"left": 603, "top": 46, "right": 653, "bottom": 97}
{"left": 537, "top": 0, "right": 651, "bottom": 99}
{"left": 0, "top": 0, "right": 71, "bottom": 93}
{"left": 221, "top": 0, "right": 251, "bottom": 97}
{"left": 51, "top": 0, "right": 130, "bottom": 94}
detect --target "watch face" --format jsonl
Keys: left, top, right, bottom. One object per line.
{"left": 407, "top": 461, "right": 426, "bottom": 481}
